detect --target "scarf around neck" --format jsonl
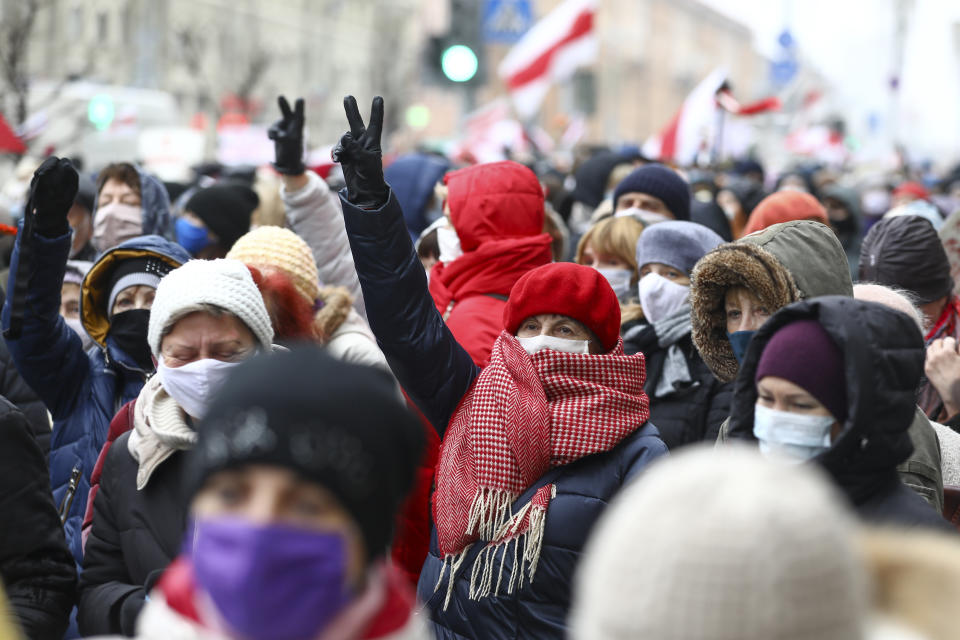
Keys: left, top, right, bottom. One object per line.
{"left": 128, "top": 374, "right": 197, "bottom": 490}
{"left": 432, "top": 332, "right": 649, "bottom": 606}
{"left": 920, "top": 295, "right": 960, "bottom": 420}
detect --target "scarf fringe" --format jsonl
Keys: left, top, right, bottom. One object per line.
{"left": 436, "top": 485, "right": 556, "bottom": 610}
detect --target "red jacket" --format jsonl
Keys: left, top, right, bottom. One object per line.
{"left": 428, "top": 161, "right": 553, "bottom": 366}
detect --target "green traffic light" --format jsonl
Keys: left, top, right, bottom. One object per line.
{"left": 88, "top": 94, "right": 115, "bottom": 131}
{"left": 441, "top": 44, "right": 478, "bottom": 83}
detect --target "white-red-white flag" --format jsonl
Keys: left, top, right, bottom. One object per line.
{"left": 643, "top": 68, "right": 780, "bottom": 165}
{"left": 498, "top": 0, "right": 597, "bottom": 120}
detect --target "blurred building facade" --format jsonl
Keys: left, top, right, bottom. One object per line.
{"left": 9, "top": 0, "right": 765, "bottom": 156}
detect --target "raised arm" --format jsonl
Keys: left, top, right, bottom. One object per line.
{"left": 270, "top": 96, "right": 367, "bottom": 319}
{"left": 334, "top": 96, "right": 477, "bottom": 435}
{"left": 2, "top": 158, "right": 92, "bottom": 420}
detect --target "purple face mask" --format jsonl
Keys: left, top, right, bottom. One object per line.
{"left": 188, "top": 517, "right": 355, "bottom": 640}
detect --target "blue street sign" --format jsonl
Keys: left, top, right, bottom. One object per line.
{"left": 771, "top": 58, "right": 798, "bottom": 86}
{"left": 483, "top": 0, "right": 533, "bottom": 44}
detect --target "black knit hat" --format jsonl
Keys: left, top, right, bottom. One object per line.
{"left": 858, "top": 215, "right": 953, "bottom": 304}
{"left": 612, "top": 164, "right": 691, "bottom": 220}
{"left": 187, "top": 346, "right": 424, "bottom": 557}
{"left": 184, "top": 184, "right": 258, "bottom": 251}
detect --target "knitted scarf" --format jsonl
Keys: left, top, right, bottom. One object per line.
{"left": 432, "top": 332, "right": 649, "bottom": 606}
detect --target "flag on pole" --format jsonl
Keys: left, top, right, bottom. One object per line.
{"left": 643, "top": 68, "right": 780, "bottom": 165}
{"left": 498, "top": 0, "right": 598, "bottom": 120}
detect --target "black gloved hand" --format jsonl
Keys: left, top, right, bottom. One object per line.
{"left": 332, "top": 96, "right": 389, "bottom": 210}
{"left": 30, "top": 157, "right": 79, "bottom": 237}
{"left": 267, "top": 96, "right": 306, "bottom": 175}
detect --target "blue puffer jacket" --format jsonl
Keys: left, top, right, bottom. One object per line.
{"left": 2, "top": 232, "right": 189, "bottom": 566}
{"left": 341, "top": 192, "right": 667, "bottom": 639}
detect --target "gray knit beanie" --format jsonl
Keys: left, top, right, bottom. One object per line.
{"left": 571, "top": 445, "right": 868, "bottom": 640}
{"left": 636, "top": 220, "right": 725, "bottom": 275}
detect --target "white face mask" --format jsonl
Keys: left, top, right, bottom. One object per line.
{"left": 436, "top": 225, "right": 463, "bottom": 264}
{"left": 93, "top": 202, "right": 143, "bottom": 252}
{"left": 753, "top": 403, "right": 834, "bottom": 464}
{"left": 616, "top": 207, "right": 672, "bottom": 226}
{"left": 156, "top": 356, "right": 244, "bottom": 420}
{"left": 638, "top": 273, "right": 689, "bottom": 324}
{"left": 597, "top": 267, "right": 633, "bottom": 301}
{"left": 64, "top": 316, "right": 94, "bottom": 351}
{"left": 517, "top": 334, "right": 590, "bottom": 355}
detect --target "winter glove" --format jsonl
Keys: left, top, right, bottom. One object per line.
{"left": 267, "top": 96, "right": 306, "bottom": 175}
{"left": 332, "top": 95, "right": 389, "bottom": 210}
{"left": 30, "top": 156, "right": 79, "bottom": 237}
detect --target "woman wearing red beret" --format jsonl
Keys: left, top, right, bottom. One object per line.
{"left": 332, "top": 96, "right": 667, "bottom": 639}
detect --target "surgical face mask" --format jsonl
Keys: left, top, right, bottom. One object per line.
{"left": 616, "top": 206, "right": 672, "bottom": 226}
{"left": 156, "top": 356, "right": 244, "bottom": 419}
{"left": 597, "top": 267, "right": 633, "bottom": 301}
{"left": 93, "top": 202, "right": 142, "bottom": 252}
{"left": 65, "top": 316, "right": 95, "bottom": 351}
{"left": 728, "top": 330, "right": 756, "bottom": 365}
{"left": 753, "top": 403, "right": 834, "bottom": 463}
{"left": 638, "top": 273, "right": 689, "bottom": 324}
{"left": 189, "top": 518, "right": 354, "bottom": 640}
{"left": 518, "top": 334, "right": 590, "bottom": 355}
{"left": 436, "top": 225, "right": 463, "bottom": 264}
{"left": 175, "top": 217, "right": 211, "bottom": 255}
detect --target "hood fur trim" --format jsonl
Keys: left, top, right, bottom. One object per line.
{"left": 690, "top": 243, "right": 801, "bottom": 382}
{"left": 314, "top": 286, "right": 353, "bottom": 341}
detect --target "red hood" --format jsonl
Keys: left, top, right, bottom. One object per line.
{"left": 445, "top": 161, "right": 545, "bottom": 252}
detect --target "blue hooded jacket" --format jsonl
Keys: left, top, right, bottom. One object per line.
{"left": 2, "top": 232, "right": 189, "bottom": 566}
{"left": 383, "top": 153, "right": 448, "bottom": 241}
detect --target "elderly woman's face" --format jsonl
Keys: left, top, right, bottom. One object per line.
{"left": 160, "top": 311, "right": 256, "bottom": 368}
{"left": 516, "top": 314, "right": 603, "bottom": 354}
{"left": 192, "top": 465, "right": 366, "bottom": 587}
{"left": 724, "top": 287, "right": 771, "bottom": 334}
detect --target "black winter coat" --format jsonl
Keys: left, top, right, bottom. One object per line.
{"left": 78, "top": 432, "right": 187, "bottom": 636}
{"left": 726, "top": 296, "right": 952, "bottom": 532}
{"left": 0, "top": 397, "right": 75, "bottom": 638}
{"left": 342, "top": 192, "right": 667, "bottom": 639}
{"left": 0, "top": 337, "right": 50, "bottom": 456}
{"left": 623, "top": 321, "right": 732, "bottom": 449}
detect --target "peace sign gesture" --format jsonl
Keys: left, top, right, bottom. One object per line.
{"left": 333, "top": 95, "right": 389, "bottom": 209}
{"left": 268, "top": 95, "right": 306, "bottom": 175}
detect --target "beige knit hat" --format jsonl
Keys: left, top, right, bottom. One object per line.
{"left": 570, "top": 445, "right": 869, "bottom": 640}
{"left": 226, "top": 226, "right": 320, "bottom": 302}
{"left": 147, "top": 259, "right": 274, "bottom": 356}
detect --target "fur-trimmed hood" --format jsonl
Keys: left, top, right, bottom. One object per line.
{"left": 690, "top": 220, "right": 852, "bottom": 381}
{"left": 314, "top": 285, "right": 354, "bottom": 341}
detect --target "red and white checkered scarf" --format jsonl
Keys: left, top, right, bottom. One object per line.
{"left": 432, "top": 331, "right": 649, "bottom": 604}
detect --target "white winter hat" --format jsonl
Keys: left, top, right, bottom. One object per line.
{"left": 147, "top": 259, "right": 274, "bottom": 356}
{"left": 570, "top": 445, "right": 869, "bottom": 640}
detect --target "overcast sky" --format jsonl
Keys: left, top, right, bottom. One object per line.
{"left": 699, "top": 0, "right": 960, "bottom": 163}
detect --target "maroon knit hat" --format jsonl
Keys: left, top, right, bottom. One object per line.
{"left": 755, "top": 319, "right": 848, "bottom": 423}
{"left": 503, "top": 262, "right": 621, "bottom": 352}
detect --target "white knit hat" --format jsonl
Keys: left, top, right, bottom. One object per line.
{"left": 570, "top": 445, "right": 869, "bottom": 640}
{"left": 148, "top": 259, "right": 274, "bottom": 356}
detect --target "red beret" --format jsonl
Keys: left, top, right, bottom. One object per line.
{"left": 743, "top": 191, "right": 828, "bottom": 236}
{"left": 503, "top": 262, "right": 621, "bottom": 352}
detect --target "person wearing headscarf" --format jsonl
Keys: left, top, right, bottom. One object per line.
{"left": 622, "top": 221, "right": 727, "bottom": 448}
{"left": 333, "top": 96, "right": 667, "bottom": 638}
{"left": 691, "top": 219, "right": 945, "bottom": 512}
{"left": 78, "top": 259, "right": 274, "bottom": 636}
{"left": 723, "top": 296, "right": 951, "bottom": 531}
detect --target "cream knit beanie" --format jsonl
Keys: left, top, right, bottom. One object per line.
{"left": 148, "top": 259, "right": 274, "bottom": 356}
{"left": 226, "top": 226, "right": 320, "bottom": 303}
{"left": 570, "top": 445, "right": 869, "bottom": 640}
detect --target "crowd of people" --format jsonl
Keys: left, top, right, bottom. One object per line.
{"left": 2, "top": 90, "right": 960, "bottom": 640}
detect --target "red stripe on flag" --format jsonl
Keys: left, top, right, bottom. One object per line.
{"left": 659, "top": 108, "right": 682, "bottom": 161}
{"left": 506, "top": 9, "right": 595, "bottom": 90}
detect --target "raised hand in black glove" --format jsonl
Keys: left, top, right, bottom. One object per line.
{"left": 268, "top": 96, "right": 306, "bottom": 175}
{"left": 332, "top": 95, "right": 389, "bottom": 210}
{"left": 30, "top": 156, "right": 79, "bottom": 237}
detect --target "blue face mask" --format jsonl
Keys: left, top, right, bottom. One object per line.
{"left": 728, "top": 330, "right": 755, "bottom": 365}
{"left": 175, "top": 217, "right": 211, "bottom": 255}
